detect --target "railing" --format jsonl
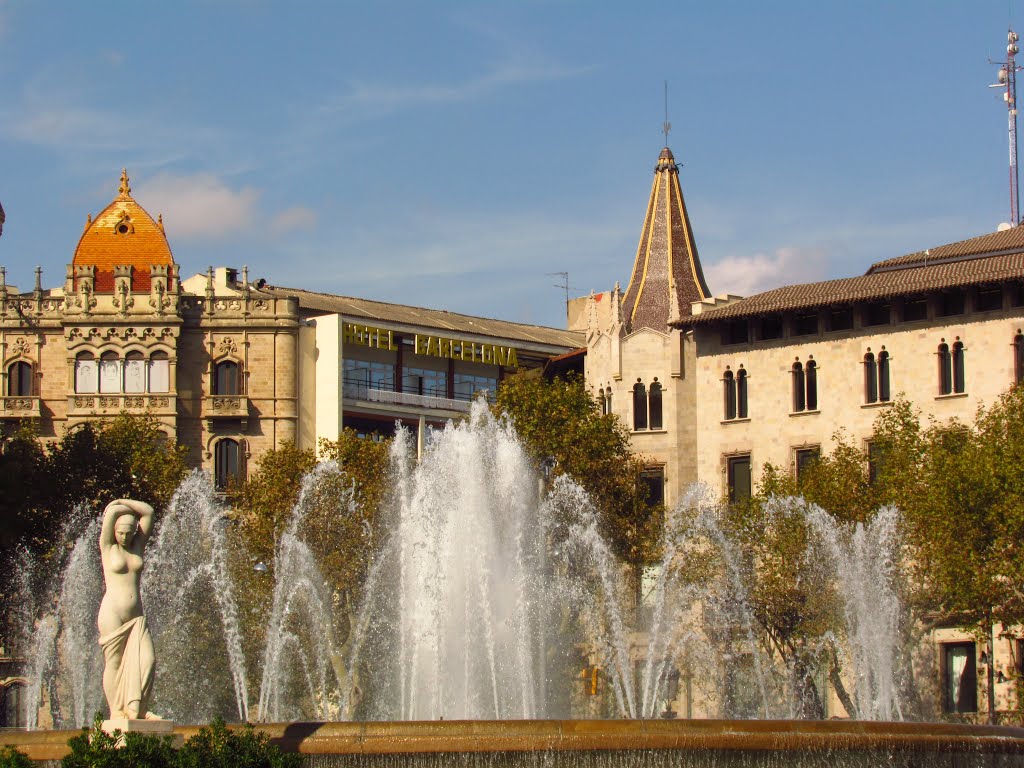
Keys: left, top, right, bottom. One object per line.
{"left": 0, "top": 396, "right": 40, "bottom": 418}
{"left": 343, "top": 376, "right": 494, "bottom": 412}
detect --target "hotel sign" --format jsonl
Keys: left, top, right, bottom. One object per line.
{"left": 344, "top": 323, "right": 519, "bottom": 369}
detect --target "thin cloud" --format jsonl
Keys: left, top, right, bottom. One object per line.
{"left": 140, "top": 173, "right": 261, "bottom": 240}
{"left": 340, "top": 62, "right": 591, "bottom": 112}
{"left": 271, "top": 205, "right": 317, "bottom": 234}
{"left": 705, "top": 246, "right": 827, "bottom": 297}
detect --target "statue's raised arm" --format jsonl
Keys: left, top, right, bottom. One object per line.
{"left": 97, "top": 498, "right": 160, "bottom": 721}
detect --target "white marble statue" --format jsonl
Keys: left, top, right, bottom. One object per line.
{"left": 97, "top": 499, "right": 160, "bottom": 720}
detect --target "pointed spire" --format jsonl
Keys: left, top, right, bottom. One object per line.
{"left": 621, "top": 146, "right": 711, "bottom": 332}
{"left": 118, "top": 168, "right": 132, "bottom": 199}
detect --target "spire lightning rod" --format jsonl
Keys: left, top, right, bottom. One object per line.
{"left": 992, "top": 29, "right": 1022, "bottom": 225}
{"left": 662, "top": 80, "right": 671, "bottom": 146}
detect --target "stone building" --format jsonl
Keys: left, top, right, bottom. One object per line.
{"left": 575, "top": 144, "right": 1024, "bottom": 721}
{"left": 0, "top": 171, "right": 299, "bottom": 487}
{"left": 0, "top": 171, "right": 580, "bottom": 485}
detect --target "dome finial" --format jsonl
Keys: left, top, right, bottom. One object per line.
{"left": 119, "top": 168, "right": 131, "bottom": 199}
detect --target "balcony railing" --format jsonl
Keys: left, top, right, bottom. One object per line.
{"left": 343, "top": 376, "right": 494, "bottom": 413}
{"left": 68, "top": 393, "right": 174, "bottom": 416}
{"left": 0, "top": 396, "right": 40, "bottom": 418}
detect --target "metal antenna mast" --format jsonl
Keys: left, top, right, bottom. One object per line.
{"left": 662, "top": 80, "right": 671, "bottom": 146}
{"left": 991, "top": 28, "right": 1022, "bottom": 224}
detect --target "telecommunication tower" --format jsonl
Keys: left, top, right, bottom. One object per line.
{"left": 990, "top": 29, "right": 1022, "bottom": 225}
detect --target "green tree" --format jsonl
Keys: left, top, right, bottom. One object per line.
{"left": 493, "top": 373, "right": 660, "bottom": 567}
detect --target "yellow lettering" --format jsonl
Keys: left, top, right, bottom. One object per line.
{"left": 439, "top": 339, "right": 451, "bottom": 357}
{"left": 427, "top": 336, "right": 438, "bottom": 356}
{"left": 387, "top": 331, "right": 397, "bottom": 351}
{"left": 506, "top": 348, "right": 518, "bottom": 369}
{"left": 496, "top": 347, "right": 507, "bottom": 367}
{"left": 415, "top": 335, "right": 425, "bottom": 354}
{"left": 481, "top": 346, "right": 493, "bottom": 364}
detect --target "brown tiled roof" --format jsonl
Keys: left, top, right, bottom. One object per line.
{"left": 867, "top": 226, "right": 1024, "bottom": 271}
{"left": 264, "top": 285, "right": 584, "bottom": 351}
{"left": 622, "top": 147, "right": 711, "bottom": 331}
{"left": 683, "top": 230, "right": 1024, "bottom": 326}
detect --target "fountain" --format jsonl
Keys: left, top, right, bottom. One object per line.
{"left": 5, "top": 400, "right": 1024, "bottom": 764}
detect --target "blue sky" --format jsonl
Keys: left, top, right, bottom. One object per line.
{"left": 1, "top": 1, "right": 1021, "bottom": 329}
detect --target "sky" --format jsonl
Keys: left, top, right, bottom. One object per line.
{"left": 1, "top": 1, "right": 1023, "bottom": 330}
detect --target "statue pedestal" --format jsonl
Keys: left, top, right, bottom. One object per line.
{"left": 101, "top": 718, "right": 175, "bottom": 737}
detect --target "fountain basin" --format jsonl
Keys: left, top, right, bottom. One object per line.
{"left": 5, "top": 719, "right": 1024, "bottom": 765}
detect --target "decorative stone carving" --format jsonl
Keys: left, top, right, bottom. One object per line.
{"left": 218, "top": 337, "right": 238, "bottom": 357}
{"left": 10, "top": 337, "right": 30, "bottom": 358}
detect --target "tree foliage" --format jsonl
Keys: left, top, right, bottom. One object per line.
{"left": 493, "top": 373, "right": 660, "bottom": 565}
{"left": 0, "top": 414, "right": 189, "bottom": 648}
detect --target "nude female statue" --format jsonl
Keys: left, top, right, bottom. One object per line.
{"left": 97, "top": 499, "right": 160, "bottom": 720}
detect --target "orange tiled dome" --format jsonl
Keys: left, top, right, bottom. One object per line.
{"left": 72, "top": 170, "right": 174, "bottom": 292}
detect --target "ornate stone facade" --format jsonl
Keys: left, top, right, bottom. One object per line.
{"left": 0, "top": 172, "right": 300, "bottom": 488}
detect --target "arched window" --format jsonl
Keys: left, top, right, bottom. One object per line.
{"left": 604, "top": 389, "right": 612, "bottom": 415}
{"left": 952, "top": 341, "right": 965, "bottom": 394}
{"left": 792, "top": 362, "right": 805, "bottom": 412}
{"left": 632, "top": 380, "right": 647, "bottom": 430}
{"left": 649, "top": 379, "right": 663, "bottom": 429}
{"left": 75, "top": 352, "right": 98, "bottom": 394}
{"left": 806, "top": 359, "right": 818, "bottom": 410}
{"left": 214, "top": 360, "right": 240, "bottom": 396}
{"left": 938, "top": 342, "right": 952, "bottom": 395}
{"left": 214, "top": 439, "right": 242, "bottom": 489}
{"left": 864, "top": 353, "right": 878, "bottom": 404}
{"left": 1, "top": 682, "right": 25, "bottom": 728}
{"left": 123, "top": 351, "right": 145, "bottom": 393}
{"left": 737, "top": 368, "right": 748, "bottom": 418}
{"left": 723, "top": 370, "right": 737, "bottom": 420}
{"left": 149, "top": 351, "right": 170, "bottom": 393}
{"left": 878, "top": 350, "right": 891, "bottom": 402}
{"left": 7, "top": 360, "right": 32, "bottom": 397}
{"left": 1016, "top": 332, "right": 1024, "bottom": 384}
{"left": 99, "top": 351, "right": 120, "bottom": 393}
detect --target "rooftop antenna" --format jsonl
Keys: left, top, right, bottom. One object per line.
{"left": 547, "top": 271, "right": 574, "bottom": 313}
{"left": 990, "top": 28, "right": 1022, "bottom": 225}
{"left": 662, "top": 80, "right": 671, "bottom": 146}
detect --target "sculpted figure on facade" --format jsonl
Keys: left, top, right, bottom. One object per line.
{"left": 97, "top": 498, "right": 161, "bottom": 720}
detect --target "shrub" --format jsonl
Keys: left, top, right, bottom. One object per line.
{"left": 0, "top": 745, "right": 34, "bottom": 768}
{"left": 178, "top": 718, "right": 303, "bottom": 768}
{"left": 59, "top": 716, "right": 302, "bottom": 768}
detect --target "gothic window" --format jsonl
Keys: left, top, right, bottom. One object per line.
{"left": 878, "top": 350, "right": 890, "bottom": 402}
{"left": 723, "top": 370, "right": 736, "bottom": 420}
{"left": 214, "top": 439, "right": 242, "bottom": 489}
{"left": 806, "top": 360, "right": 818, "bottom": 410}
{"left": 649, "top": 379, "right": 663, "bottom": 429}
{"left": 938, "top": 342, "right": 952, "bottom": 395}
{"left": 149, "top": 351, "right": 170, "bottom": 393}
{"left": 75, "top": 352, "right": 98, "bottom": 394}
{"left": 605, "top": 389, "right": 612, "bottom": 415}
{"left": 214, "top": 360, "right": 240, "bottom": 396}
{"left": 737, "top": 369, "right": 748, "bottom": 418}
{"left": 7, "top": 360, "right": 32, "bottom": 397}
{"left": 864, "top": 353, "right": 878, "bottom": 404}
{"left": 99, "top": 352, "right": 120, "bottom": 394}
{"left": 952, "top": 341, "right": 965, "bottom": 393}
{"left": 633, "top": 380, "right": 647, "bottom": 430}
{"left": 1016, "top": 332, "right": 1024, "bottom": 384}
{"left": 123, "top": 351, "right": 146, "bottom": 394}
{"left": 792, "top": 362, "right": 805, "bottom": 412}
